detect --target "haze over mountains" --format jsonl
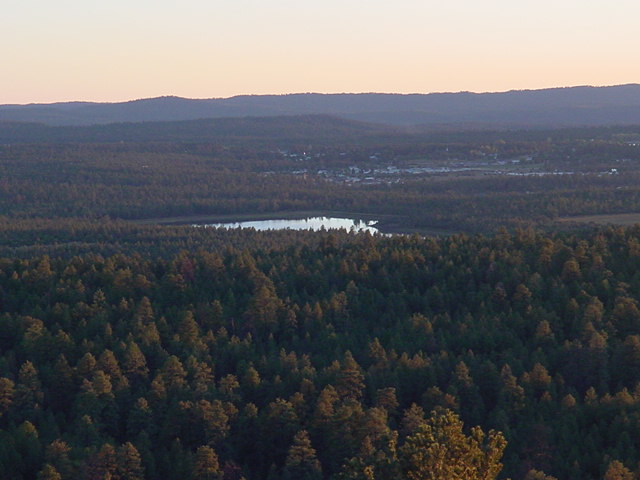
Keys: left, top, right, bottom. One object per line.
{"left": 2, "top": 84, "right": 640, "bottom": 128}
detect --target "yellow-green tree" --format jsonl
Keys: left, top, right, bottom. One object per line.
{"left": 37, "top": 464, "right": 61, "bottom": 480}
{"left": 194, "top": 445, "right": 222, "bottom": 480}
{"left": 399, "top": 408, "right": 506, "bottom": 480}
{"left": 603, "top": 460, "right": 634, "bottom": 480}
{"left": 524, "top": 469, "right": 558, "bottom": 480}
{"left": 0, "top": 378, "right": 14, "bottom": 417}
{"left": 283, "top": 430, "right": 322, "bottom": 480}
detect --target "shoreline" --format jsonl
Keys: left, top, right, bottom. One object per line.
{"left": 129, "top": 211, "right": 455, "bottom": 236}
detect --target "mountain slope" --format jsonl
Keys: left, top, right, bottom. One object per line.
{"left": 2, "top": 84, "right": 640, "bottom": 127}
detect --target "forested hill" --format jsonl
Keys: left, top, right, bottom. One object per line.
{"left": 3, "top": 227, "right": 640, "bottom": 480}
{"left": 0, "top": 115, "right": 397, "bottom": 145}
{"left": 2, "top": 84, "right": 640, "bottom": 127}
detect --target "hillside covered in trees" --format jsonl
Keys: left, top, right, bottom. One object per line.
{"left": 3, "top": 121, "right": 640, "bottom": 237}
{"left": 2, "top": 228, "right": 640, "bottom": 479}
{"left": 3, "top": 119, "right": 640, "bottom": 479}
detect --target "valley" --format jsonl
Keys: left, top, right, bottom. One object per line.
{"left": 2, "top": 114, "right": 640, "bottom": 480}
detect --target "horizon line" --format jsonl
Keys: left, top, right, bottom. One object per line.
{"left": 3, "top": 83, "right": 639, "bottom": 108}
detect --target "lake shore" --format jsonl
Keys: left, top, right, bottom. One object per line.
{"left": 129, "top": 211, "right": 455, "bottom": 236}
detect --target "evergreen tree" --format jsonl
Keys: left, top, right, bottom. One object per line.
{"left": 116, "top": 442, "right": 145, "bottom": 480}
{"left": 37, "top": 464, "right": 62, "bottom": 480}
{"left": 15, "top": 421, "right": 43, "bottom": 480}
{"left": 283, "top": 430, "right": 322, "bottom": 480}
{"left": 524, "top": 470, "right": 558, "bottom": 480}
{"left": 603, "top": 460, "right": 634, "bottom": 480}
{"left": 14, "top": 361, "right": 44, "bottom": 417}
{"left": 336, "top": 351, "right": 365, "bottom": 400}
{"left": 84, "top": 443, "right": 118, "bottom": 480}
{"left": 123, "top": 341, "right": 149, "bottom": 383}
{"left": 399, "top": 408, "right": 506, "bottom": 480}
{"left": 45, "top": 439, "right": 74, "bottom": 480}
{"left": 0, "top": 377, "right": 14, "bottom": 417}
{"left": 194, "top": 445, "right": 222, "bottom": 480}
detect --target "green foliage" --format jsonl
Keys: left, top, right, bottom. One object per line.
{"left": 603, "top": 460, "right": 634, "bottom": 480}
{"left": 37, "top": 464, "right": 62, "bottom": 480}
{"left": 283, "top": 430, "right": 322, "bottom": 480}
{"left": 399, "top": 409, "right": 506, "bottom": 480}
{"left": 3, "top": 226, "right": 640, "bottom": 478}
{"left": 524, "top": 470, "right": 558, "bottom": 480}
{"left": 3, "top": 126, "right": 640, "bottom": 246}
{"left": 194, "top": 446, "right": 221, "bottom": 480}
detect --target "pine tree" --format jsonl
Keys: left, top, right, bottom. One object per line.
{"left": 15, "top": 361, "right": 44, "bottom": 415}
{"left": 126, "top": 397, "right": 154, "bottom": 437}
{"left": 178, "top": 310, "right": 200, "bottom": 347}
{"left": 50, "top": 355, "right": 75, "bottom": 411}
{"left": 0, "top": 377, "right": 14, "bottom": 417}
{"left": 116, "top": 442, "right": 144, "bottom": 480}
{"left": 603, "top": 460, "right": 634, "bottom": 480}
{"left": 283, "top": 430, "right": 322, "bottom": 480}
{"left": 197, "top": 399, "right": 230, "bottom": 446}
{"left": 134, "top": 297, "right": 154, "bottom": 324}
{"left": 15, "top": 421, "right": 43, "bottom": 479}
{"left": 123, "top": 341, "right": 149, "bottom": 382}
{"left": 37, "top": 464, "right": 62, "bottom": 480}
{"left": 524, "top": 470, "right": 558, "bottom": 480}
{"left": 400, "top": 403, "right": 426, "bottom": 438}
{"left": 191, "top": 360, "right": 215, "bottom": 396}
{"left": 244, "top": 282, "right": 283, "bottom": 333}
{"left": 45, "top": 439, "right": 74, "bottom": 480}
{"left": 194, "top": 445, "right": 222, "bottom": 480}
{"left": 76, "top": 353, "right": 98, "bottom": 379}
{"left": 84, "top": 443, "right": 117, "bottom": 480}
{"left": 336, "top": 351, "right": 365, "bottom": 400}
{"left": 161, "top": 356, "right": 188, "bottom": 392}
{"left": 97, "top": 350, "right": 128, "bottom": 391}
{"left": 375, "top": 388, "right": 399, "bottom": 416}
{"left": 399, "top": 408, "right": 506, "bottom": 480}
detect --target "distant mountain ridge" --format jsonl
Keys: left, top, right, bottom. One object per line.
{"left": 0, "top": 115, "right": 400, "bottom": 145}
{"left": 2, "top": 84, "right": 640, "bottom": 127}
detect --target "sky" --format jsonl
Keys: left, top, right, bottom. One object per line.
{"left": 3, "top": 0, "right": 639, "bottom": 104}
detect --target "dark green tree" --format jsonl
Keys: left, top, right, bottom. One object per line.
{"left": 283, "top": 430, "right": 322, "bottom": 480}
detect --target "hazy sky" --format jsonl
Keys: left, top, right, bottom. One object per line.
{"left": 3, "top": 0, "right": 639, "bottom": 104}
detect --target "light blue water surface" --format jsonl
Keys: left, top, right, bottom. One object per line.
{"left": 202, "top": 216, "right": 379, "bottom": 233}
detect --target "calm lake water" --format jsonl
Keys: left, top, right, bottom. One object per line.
{"left": 202, "top": 216, "right": 380, "bottom": 233}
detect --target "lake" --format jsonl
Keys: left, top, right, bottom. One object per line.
{"left": 201, "top": 216, "right": 380, "bottom": 233}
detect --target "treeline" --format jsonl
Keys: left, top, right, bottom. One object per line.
{"left": 2, "top": 137, "right": 640, "bottom": 233}
{"left": 2, "top": 113, "right": 640, "bottom": 145}
{"left": 2, "top": 228, "right": 640, "bottom": 478}
{"left": 0, "top": 116, "right": 397, "bottom": 145}
{"left": 0, "top": 217, "right": 366, "bottom": 259}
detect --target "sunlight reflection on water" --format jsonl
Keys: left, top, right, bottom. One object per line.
{"left": 202, "top": 216, "right": 379, "bottom": 233}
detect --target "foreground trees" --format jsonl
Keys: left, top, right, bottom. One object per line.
{"left": 2, "top": 227, "right": 640, "bottom": 478}
{"left": 340, "top": 409, "right": 505, "bottom": 480}
{"left": 400, "top": 409, "right": 506, "bottom": 480}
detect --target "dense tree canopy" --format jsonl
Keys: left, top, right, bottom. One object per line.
{"left": 4, "top": 122, "right": 640, "bottom": 479}
{"left": 0, "top": 227, "right": 640, "bottom": 478}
